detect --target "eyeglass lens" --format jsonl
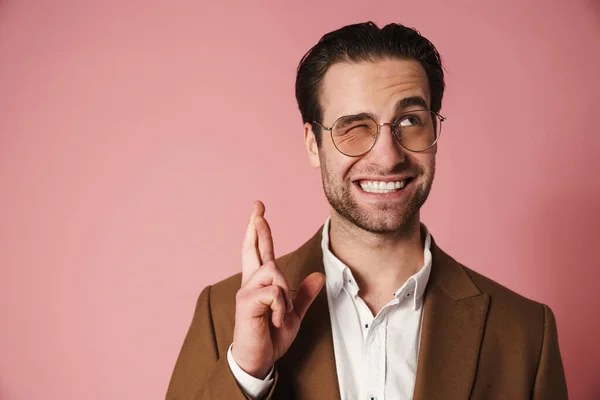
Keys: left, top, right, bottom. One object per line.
{"left": 331, "top": 110, "right": 441, "bottom": 156}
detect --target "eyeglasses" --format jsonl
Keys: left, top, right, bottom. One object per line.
{"left": 312, "top": 109, "right": 446, "bottom": 157}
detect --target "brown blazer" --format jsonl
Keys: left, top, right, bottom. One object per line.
{"left": 166, "top": 227, "right": 568, "bottom": 399}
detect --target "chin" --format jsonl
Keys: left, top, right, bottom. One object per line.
{"left": 337, "top": 203, "right": 418, "bottom": 235}
{"left": 363, "top": 215, "right": 415, "bottom": 235}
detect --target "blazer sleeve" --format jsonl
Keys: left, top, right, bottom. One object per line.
{"left": 532, "top": 304, "right": 568, "bottom": 399}
{"left": 166, "top": 285, "right": 279, "bottom": 400}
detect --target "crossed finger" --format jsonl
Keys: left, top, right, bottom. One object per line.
{"left": 241, "top": 201, "right": 276, "bottom": 286}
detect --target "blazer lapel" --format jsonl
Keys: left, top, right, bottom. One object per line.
{"left": 277, "top": 227, "right": 342, "bottom": 400}
{"left": 413, "top": 238, "right": 490, "bottom": 400}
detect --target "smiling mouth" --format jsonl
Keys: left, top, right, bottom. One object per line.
{"left": 356, "top": 178, "right": 414, "bottom": 193}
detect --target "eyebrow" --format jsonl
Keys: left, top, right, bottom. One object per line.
{"left": 336, "top": 113, "right": 373, "bottom": 126}
{"left": 395, "top": 96, "right": 429, "bottom": 112}
{"left": 330, "top": 96, "right": 431, "bottom": 126}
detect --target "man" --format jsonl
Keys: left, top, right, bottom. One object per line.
{"left": 166, "top": 22, "right": 568, "bottom": 399}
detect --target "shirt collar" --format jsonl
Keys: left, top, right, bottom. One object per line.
{"left": 321, "top": 217, "right": 349, "bottom": 299}
{"left": 321, "top": 217, "right": 433, "bottom": 311}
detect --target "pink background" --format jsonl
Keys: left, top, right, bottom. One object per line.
{"left": 1, "top": 0, "right": 599, "bottom": 398}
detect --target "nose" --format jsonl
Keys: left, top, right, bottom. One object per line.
{"left": 364, "top": 122, "right": 406, "bottom": 168}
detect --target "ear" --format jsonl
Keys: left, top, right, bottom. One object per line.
{"left": 304, "top": 122, "right": 321, "bottom": 168}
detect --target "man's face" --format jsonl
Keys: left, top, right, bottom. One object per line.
{"left": 304, "top": 58, "right": 436, "bottom": 235}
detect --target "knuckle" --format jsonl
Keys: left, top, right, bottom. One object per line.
{"left": 276, "top": 272, "right": 290, "bottom": 288}
{"left": 272, "top": 268, "right": 289, "bottom": 290}
{"left": 263, "top": 260, "right": 277, "bottom": 273}
{"left": 235, "top": 288, "right": 247, "bottom": 302}
{"left": 267, "top": 285, "right": 281, "bottom": 299}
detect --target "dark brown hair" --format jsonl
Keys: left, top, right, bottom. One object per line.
{"left": 295, "top": 21, "right": 445, "bottom": 146}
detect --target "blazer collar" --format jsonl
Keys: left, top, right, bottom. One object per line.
{"left": 277, "top": 225, "right": 489, "bottom": 400}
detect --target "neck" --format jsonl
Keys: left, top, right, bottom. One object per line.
{"left": 327, "top": 211, "right": 425, "bottom": 299}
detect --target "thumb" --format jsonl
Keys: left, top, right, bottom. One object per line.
{"left": 293, "top": 272, "right": 326, "bottom": 321}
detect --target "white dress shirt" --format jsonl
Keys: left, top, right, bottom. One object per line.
{"left": 228, "top": 218, "right": 433, "bottom": 400}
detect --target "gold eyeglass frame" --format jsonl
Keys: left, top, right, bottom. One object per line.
{"left": 312, "top": 109, "right": 447, "bottom": 157}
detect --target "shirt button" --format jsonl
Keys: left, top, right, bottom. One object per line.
{"left": 368, "top": 395, "right": 377, "bottom": 400}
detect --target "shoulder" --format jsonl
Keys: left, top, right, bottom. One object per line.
{"left": 437, "top": 252, "right": 566, "bottom": 391}
{"left": 454, "top": 257, "right": 550, "bottom": 345}
{"left": 433, "top": 241, "right": 546, "bottom": 312}
{"left": 463, "top": 264, "right": 545, "bottom": 313}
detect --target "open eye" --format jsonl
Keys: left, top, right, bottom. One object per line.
{"left": 399, "top": 114, "right": 422, "bottom": 127}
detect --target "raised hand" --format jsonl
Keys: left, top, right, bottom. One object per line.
{"left": 231, "top": 201, "right": 326, "bottom": 379}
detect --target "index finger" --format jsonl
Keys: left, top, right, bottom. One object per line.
{"left": 254, "top": 203, "right": 275, "bottom": 264}
{"left": 241, "top": 201, "right": 261, "bottom": 285}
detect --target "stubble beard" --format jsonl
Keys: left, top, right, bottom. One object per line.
{"left": 321, "top": 158, "right": 435, "bottom": 235}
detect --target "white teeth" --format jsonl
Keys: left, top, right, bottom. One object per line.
{"left": 359, "top": 179, "right": 407, "bottom": 193}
